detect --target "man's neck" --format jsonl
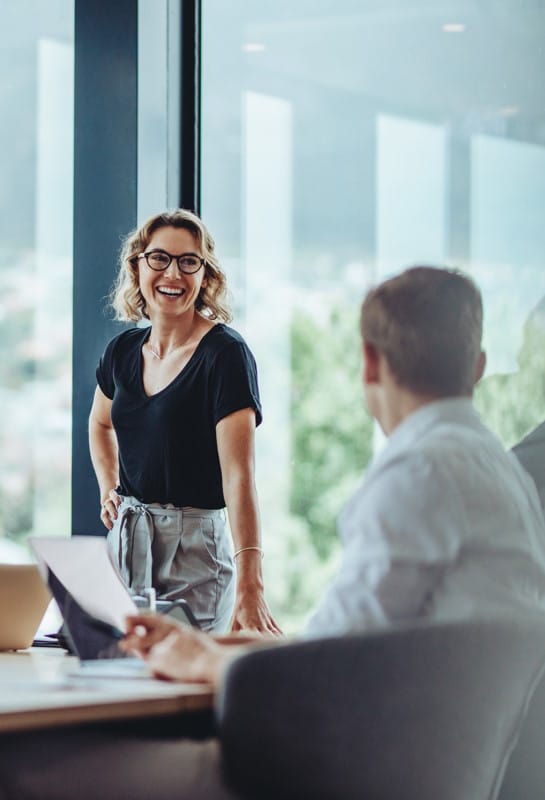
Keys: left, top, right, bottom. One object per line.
{"left": 379, "top": 389, "right": 445, "bottom": 436}
{"left": 367, "top": 349, "right": 472, "bottom": 437}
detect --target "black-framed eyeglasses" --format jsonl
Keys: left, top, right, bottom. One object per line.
{"left": 138, "top": 249, "right": 205, "bottom": 275}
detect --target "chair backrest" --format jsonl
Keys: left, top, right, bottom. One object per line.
{"left": 497, "top": 666, "right": 545, "bottom": 800}
{"left": 216, "top": 616, "right": 545, "bottom": 800}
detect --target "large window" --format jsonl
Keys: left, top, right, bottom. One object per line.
{"left": 201, "top": 1, "right": 545, "bottom": 629}
{"left": 3, "top": 1, "right": 544, "bottom": 629}
{"left": 0, "top": 1, "right": 74, "bottom": 560}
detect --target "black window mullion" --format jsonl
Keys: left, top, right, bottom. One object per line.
{"left": 179, "top": 0, "right": 202, "bottom": 213}
{"left": 72, "top": 0, "right": 138, "bottom": 536}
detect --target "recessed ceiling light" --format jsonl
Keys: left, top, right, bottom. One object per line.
{"left": 241, "top": 43, "right": 266, "bottom": 53}
{"left": 442, "top": 22, "right": 466, "bottom": 33}
{"left": 500, "top": 105, "right": 520, "bottom": 117}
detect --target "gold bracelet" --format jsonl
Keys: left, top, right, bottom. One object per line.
{"left": 233, "top": 546, "right": 264, "bottom": 559}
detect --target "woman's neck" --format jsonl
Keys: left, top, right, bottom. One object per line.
{"left": 147, "top": 312, "right": 213, "bottom": 360}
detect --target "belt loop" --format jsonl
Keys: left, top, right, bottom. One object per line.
{"left": 118, "top": 511, "right": 126, "bottom": 568}
{"left": 136, "top": 504, "right": 154, "bottom": 587}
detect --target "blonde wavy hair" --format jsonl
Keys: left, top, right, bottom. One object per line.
{"left": 110, "top": 209, "right": 232, "bottom": 323}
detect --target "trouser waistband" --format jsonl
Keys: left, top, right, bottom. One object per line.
{"left": 119, "top": 495, "right": 224, "bottom": 520}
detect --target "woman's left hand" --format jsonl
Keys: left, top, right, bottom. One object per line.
{"left": 230, "top": 585, "right": 283, "bottom": 635}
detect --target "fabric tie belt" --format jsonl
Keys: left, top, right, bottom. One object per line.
{"left": 113, "top": 496, "right": 223, "bottom": 592}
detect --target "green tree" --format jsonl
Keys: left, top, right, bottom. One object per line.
{"left": 289, "top": 305, "right": 374, "bottom": 561}
{"left": 475, "top": 298, "right": 545, "bottom": 447}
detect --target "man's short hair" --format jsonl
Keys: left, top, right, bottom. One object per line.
{"left": 360, "top": 266, "right": 483, "bottom": 397}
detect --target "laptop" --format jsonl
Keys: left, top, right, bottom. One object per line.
{"left": 29, "top": 536, "right": 199, "bottom": 675}
{"left": 0, "top": 564, "right": 52, "bottom": 651}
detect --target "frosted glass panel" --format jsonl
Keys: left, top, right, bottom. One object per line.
{"left": 202, "top": 0, "right": 545, "bottom": 627}
{"left": 0, "top": 2, "right": 74, "bottom": 559}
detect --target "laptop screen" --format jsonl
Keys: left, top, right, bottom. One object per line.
{"left": 46, "top": 568, "right": 127, "bottom": 660}
{"left": 30, "top": 536, "right": 200, "bottom": 661}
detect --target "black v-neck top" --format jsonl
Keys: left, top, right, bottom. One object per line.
{"left": 96, "top": 324, "right": 262, "bottom": 508}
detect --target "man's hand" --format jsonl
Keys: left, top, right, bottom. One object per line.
{"left": 121, "top": 613, "right": 236, "bottom": 686}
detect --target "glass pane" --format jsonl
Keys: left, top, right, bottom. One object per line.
{"left": 137, "top": 0, "right": 181, "bottom": 221}
{"left": 201, "top": 1, "right": 545, "bottom": 629}
{"left": 0, "top": 2, "right": 74, "bottom": 561}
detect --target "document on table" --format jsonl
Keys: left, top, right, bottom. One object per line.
{"left": 29, "top": 536, "right": 137, "bottom": 632}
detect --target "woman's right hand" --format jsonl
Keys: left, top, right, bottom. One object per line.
{"left": 100, "top": 489, "right": 121, "bottom": 530}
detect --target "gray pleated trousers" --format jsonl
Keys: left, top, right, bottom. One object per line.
{"left": 107, "top": 496, "right": 236, "bottom": 632}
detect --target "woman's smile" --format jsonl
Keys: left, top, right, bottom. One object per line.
{"left": 156, "top": 284, "right": 187, "bottom": 298}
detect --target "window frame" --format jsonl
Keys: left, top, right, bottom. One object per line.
{"left": 71, "top": 0, "right": 202, "bottom": 535}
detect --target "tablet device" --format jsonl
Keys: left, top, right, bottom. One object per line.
{"left": 29, "top": 537, "right": 200, "bottom": 665}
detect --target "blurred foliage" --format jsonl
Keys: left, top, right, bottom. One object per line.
{"left": 262, "top": 510, "right": 342, "bottom": 634}
{"left": 289, "top": 305, "right": 374, "bottom": 561}
{"left": 475, "top": 298, "right": 545, "bottom": 447}
{"left": 0, "top": 307, "right": 36, "bottom": 388}
{"left": 277, "top": 295, "right": 545, "bottom": 630}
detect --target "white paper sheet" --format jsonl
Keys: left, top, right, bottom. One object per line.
{"left": 29, "top": 536, "right": 137, "bottom": 631}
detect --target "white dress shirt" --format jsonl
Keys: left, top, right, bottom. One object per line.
{"left": 304, "top": 398, "right": 545, "bottom": 638}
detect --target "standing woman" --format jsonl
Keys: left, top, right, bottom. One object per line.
{"left": 89, "top": 209, "right": 280, "bottom": 634}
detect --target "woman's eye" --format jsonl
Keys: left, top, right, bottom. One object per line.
{"left": 149, "top": 253, "right": 170, "bottom": 266}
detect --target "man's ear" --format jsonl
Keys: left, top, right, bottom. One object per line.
{"left": 363, "top": 341, "right": 381, "bottom": 384}
{"left": 474, "top": 350, "right": 486, "bottom": 384}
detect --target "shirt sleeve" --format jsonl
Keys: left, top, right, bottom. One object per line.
{"left": 210, "top": 341, "right": 262, "bottom": 426}
{"left": 303, "top": 453, "right": 464, "bottom": 638}
{"left": 95, "top": 336, "right": 118, "bottom": 400}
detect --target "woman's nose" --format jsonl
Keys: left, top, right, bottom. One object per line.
{"left": 163, "top": 258, "right": 181, "bottom": 277}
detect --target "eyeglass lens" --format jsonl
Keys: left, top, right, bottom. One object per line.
{"left": 145, "top": 250, "right": 202, "bottom": 274}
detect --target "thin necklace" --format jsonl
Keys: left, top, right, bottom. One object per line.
{"left": 147, "top": 329, "right": 195, "bottom": 360}
{"left": 147, "top": 341, "right": 184, "bottom": 360}
{"left": 148, "top": 343, "right": 165, "bottom": 360}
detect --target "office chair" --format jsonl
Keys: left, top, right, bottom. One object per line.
{"left": 497, "top": 664, "right": 545, "bottom": 800}
{"left": 217, "top": 615, "right": 545, "bottom": 800}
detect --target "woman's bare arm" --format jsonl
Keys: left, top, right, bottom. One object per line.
{"left": 88, "top": 386, "right": 121, "bottom": 529}
{"left": 216, "top": 408, "right": 282, "bottom": 635}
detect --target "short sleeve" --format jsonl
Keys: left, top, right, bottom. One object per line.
{"left": 211, "top": 341, "right": 262, "bottom": 426}
{"left": 95, "top": 336, "right": 118, "bottom": 399}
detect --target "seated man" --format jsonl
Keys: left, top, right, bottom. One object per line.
{"left": 2, "top": 266, "right": 545, "bottom": 800}
{"left": 513, "top": 420, "right": 545, "bottom": 513}
{"left": 123, "top": 265, "right": 545, "bottom": 687}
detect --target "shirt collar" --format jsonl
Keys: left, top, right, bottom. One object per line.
{"left": 378, "top": 397, "right": 480, "bottom": 459}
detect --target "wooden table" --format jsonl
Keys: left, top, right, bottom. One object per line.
{"left": 0, "top": 648, "right": 214, "bottom": 733}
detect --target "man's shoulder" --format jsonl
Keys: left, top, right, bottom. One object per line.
{"left": 368, "top": 423, "right": 465, "bottom": 478}
{"left": 348, "top": 445, "right": 447, "bottom": 518}
{"left": 358, "top": 416, "right": 513, "bottom": 511}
